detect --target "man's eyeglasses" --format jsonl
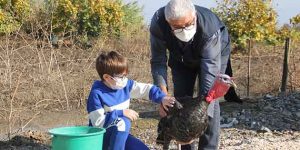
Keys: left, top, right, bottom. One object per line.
{"left": 171, "top": 17, "right": 196, "bottom": 34}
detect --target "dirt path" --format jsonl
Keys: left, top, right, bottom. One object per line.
{"left": 1, "top": 94, "right": 300, "bottom": 150}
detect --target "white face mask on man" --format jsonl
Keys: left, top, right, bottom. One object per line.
{"left": 174, "top": 23, "right": 197, "bottom": 42}
{"left": 110, "top": 76, "right": 128, "bottom": 90}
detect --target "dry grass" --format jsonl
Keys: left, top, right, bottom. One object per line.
{"left": 231, "top": 42, "right": 300, "bottom": 96}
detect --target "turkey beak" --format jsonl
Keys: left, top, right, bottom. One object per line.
{"left": 219, "top": 74, "right": 237, "bottom": 89}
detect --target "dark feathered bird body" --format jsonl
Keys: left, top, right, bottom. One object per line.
{"left": 157, "top": 96, "right": 209, "bottom": 149}
{"left": 156, "top": 74, "right": 236, "bottom": 149}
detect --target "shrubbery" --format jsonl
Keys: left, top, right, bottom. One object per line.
{"left": 290, "top": 14, "right": 300, "bottom": 25}
{"left": 0, "top": 0, "right": 143, "bottom": 39}
{"left": 0, "top": 0, "right": 31, "bottom": 34}
{"left": 213, "top": 0, "right": 278, "bottom": 49}
{"left": 276, "top": 14, "right": 300, "bottom": 43}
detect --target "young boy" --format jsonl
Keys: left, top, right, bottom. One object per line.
{"left": 87, "top": 51, "right": 175, "bottom": 150}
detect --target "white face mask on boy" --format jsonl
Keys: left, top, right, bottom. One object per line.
{"left": 110, "top": 77, "right": 128, "bottom": 90}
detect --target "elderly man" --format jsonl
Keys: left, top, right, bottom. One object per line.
{"left": 150, "top": 0, "right": 240, "bottom": 149}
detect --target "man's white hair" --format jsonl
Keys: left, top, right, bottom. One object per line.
{"left": 164, "top": 0, "right": 196, "bottom": 21}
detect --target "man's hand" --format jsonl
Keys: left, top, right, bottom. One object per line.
{"left": 123, "top": 109, "right": 139, "bottom": 121}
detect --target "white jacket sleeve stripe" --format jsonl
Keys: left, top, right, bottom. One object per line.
{"left": 89, "top": 108, "right": 106, "bottom": 127}
{"left": 130, "top": 81, "right": 153, "bottom": 100}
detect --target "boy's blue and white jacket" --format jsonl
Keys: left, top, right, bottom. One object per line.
{"left": 87, "top": 79, "right": 166, "bottom": 132}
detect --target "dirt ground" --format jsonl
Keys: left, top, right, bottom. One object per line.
{"left": 0, "top": 97, "right": 300, "bottom": 150}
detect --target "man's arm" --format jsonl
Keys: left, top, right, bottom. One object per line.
{"left": 150, "top": 33, "right": 170, "bottom": 117}
{"left": 150, "top": 15, "right": 169, "bottom": 117}
{"left": 149, "top": 14, "right": 168, "bottom": 92}
{"left": 220, "top": 27, "right": 231, "bottom": 74}
{"left": 150, "top": 33, "right": 168, "bottom": 89}
{"left": 200, "top": 30, "right": 230, "bottom": 95}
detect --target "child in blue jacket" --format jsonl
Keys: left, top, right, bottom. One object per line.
{"left": 87, "top": 51, "right": 175, "bottom": 150}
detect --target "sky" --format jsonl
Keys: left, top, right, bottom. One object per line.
{"left": 124, "top": 0, "right": 300, "bottom": 27}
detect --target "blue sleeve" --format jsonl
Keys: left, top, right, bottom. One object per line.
{"left": 200, "top": 30, "right": 226, "bottom": 95}
{"left": 149, "top": 85, "right": 166, "bottom": 103}
{"left": 87, "top": 90, "right": 103, "bottom": 113}
{"left": 220, "top": 27, "right": 231, "bottom": 73}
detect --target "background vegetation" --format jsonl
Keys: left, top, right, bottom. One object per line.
{"left": 213, "top": 0, "right": 300, "bottom": 49}
{"left": 0, "top": 0, "right": 144, "bottom": 45}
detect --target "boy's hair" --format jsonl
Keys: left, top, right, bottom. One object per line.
{"left": 96, "top": 51, "right": 128, "bottom": 80}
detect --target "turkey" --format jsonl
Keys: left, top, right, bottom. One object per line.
{"left": 156, "top": 74, "right": 236, "bottom": 149}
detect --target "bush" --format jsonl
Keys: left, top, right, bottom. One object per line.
{"left": 50, "top": 0, "right": 143, "bottom": 38}
{"left": 276, "top": 14, "right": 300, "bottom": 43}
{"left": 213, "top": 0, "right": 277, "bottom": 49}
{"left": 51, "top": 0, "right": 78, "bottom": 34}
{"left": 290, "top": 14, "right": 300, "bottom": 25}
{"left": 121, "top": 1, "right": 143, "bottom": 34}
{"left": 0, "top": 9, "right": 20, "bottom": 34}
{"left": 0, "top": 0, "right": 31, "bottom": 34}
{"left": 0, "top": 0, "right": 144, "bottom": 40}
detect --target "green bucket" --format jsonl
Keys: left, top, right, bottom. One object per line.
{"left": 49, "top": 126, "right": 106, "bottom": 150}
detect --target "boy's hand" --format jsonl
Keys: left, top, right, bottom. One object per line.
{"left": 159, "top": 104, "right": 167, "bottom": 117}
{"left": 158, "top": 85, "right": 169, "bottom": 117}
{"left": 123, "top": 109, "right": 139, "bottom": 121}
{"left": 161, "top": 96, "right": 175, "bottom": 111}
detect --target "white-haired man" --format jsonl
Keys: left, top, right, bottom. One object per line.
{"left": 150, "top": 0, "right": 241, "bottom": 149}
